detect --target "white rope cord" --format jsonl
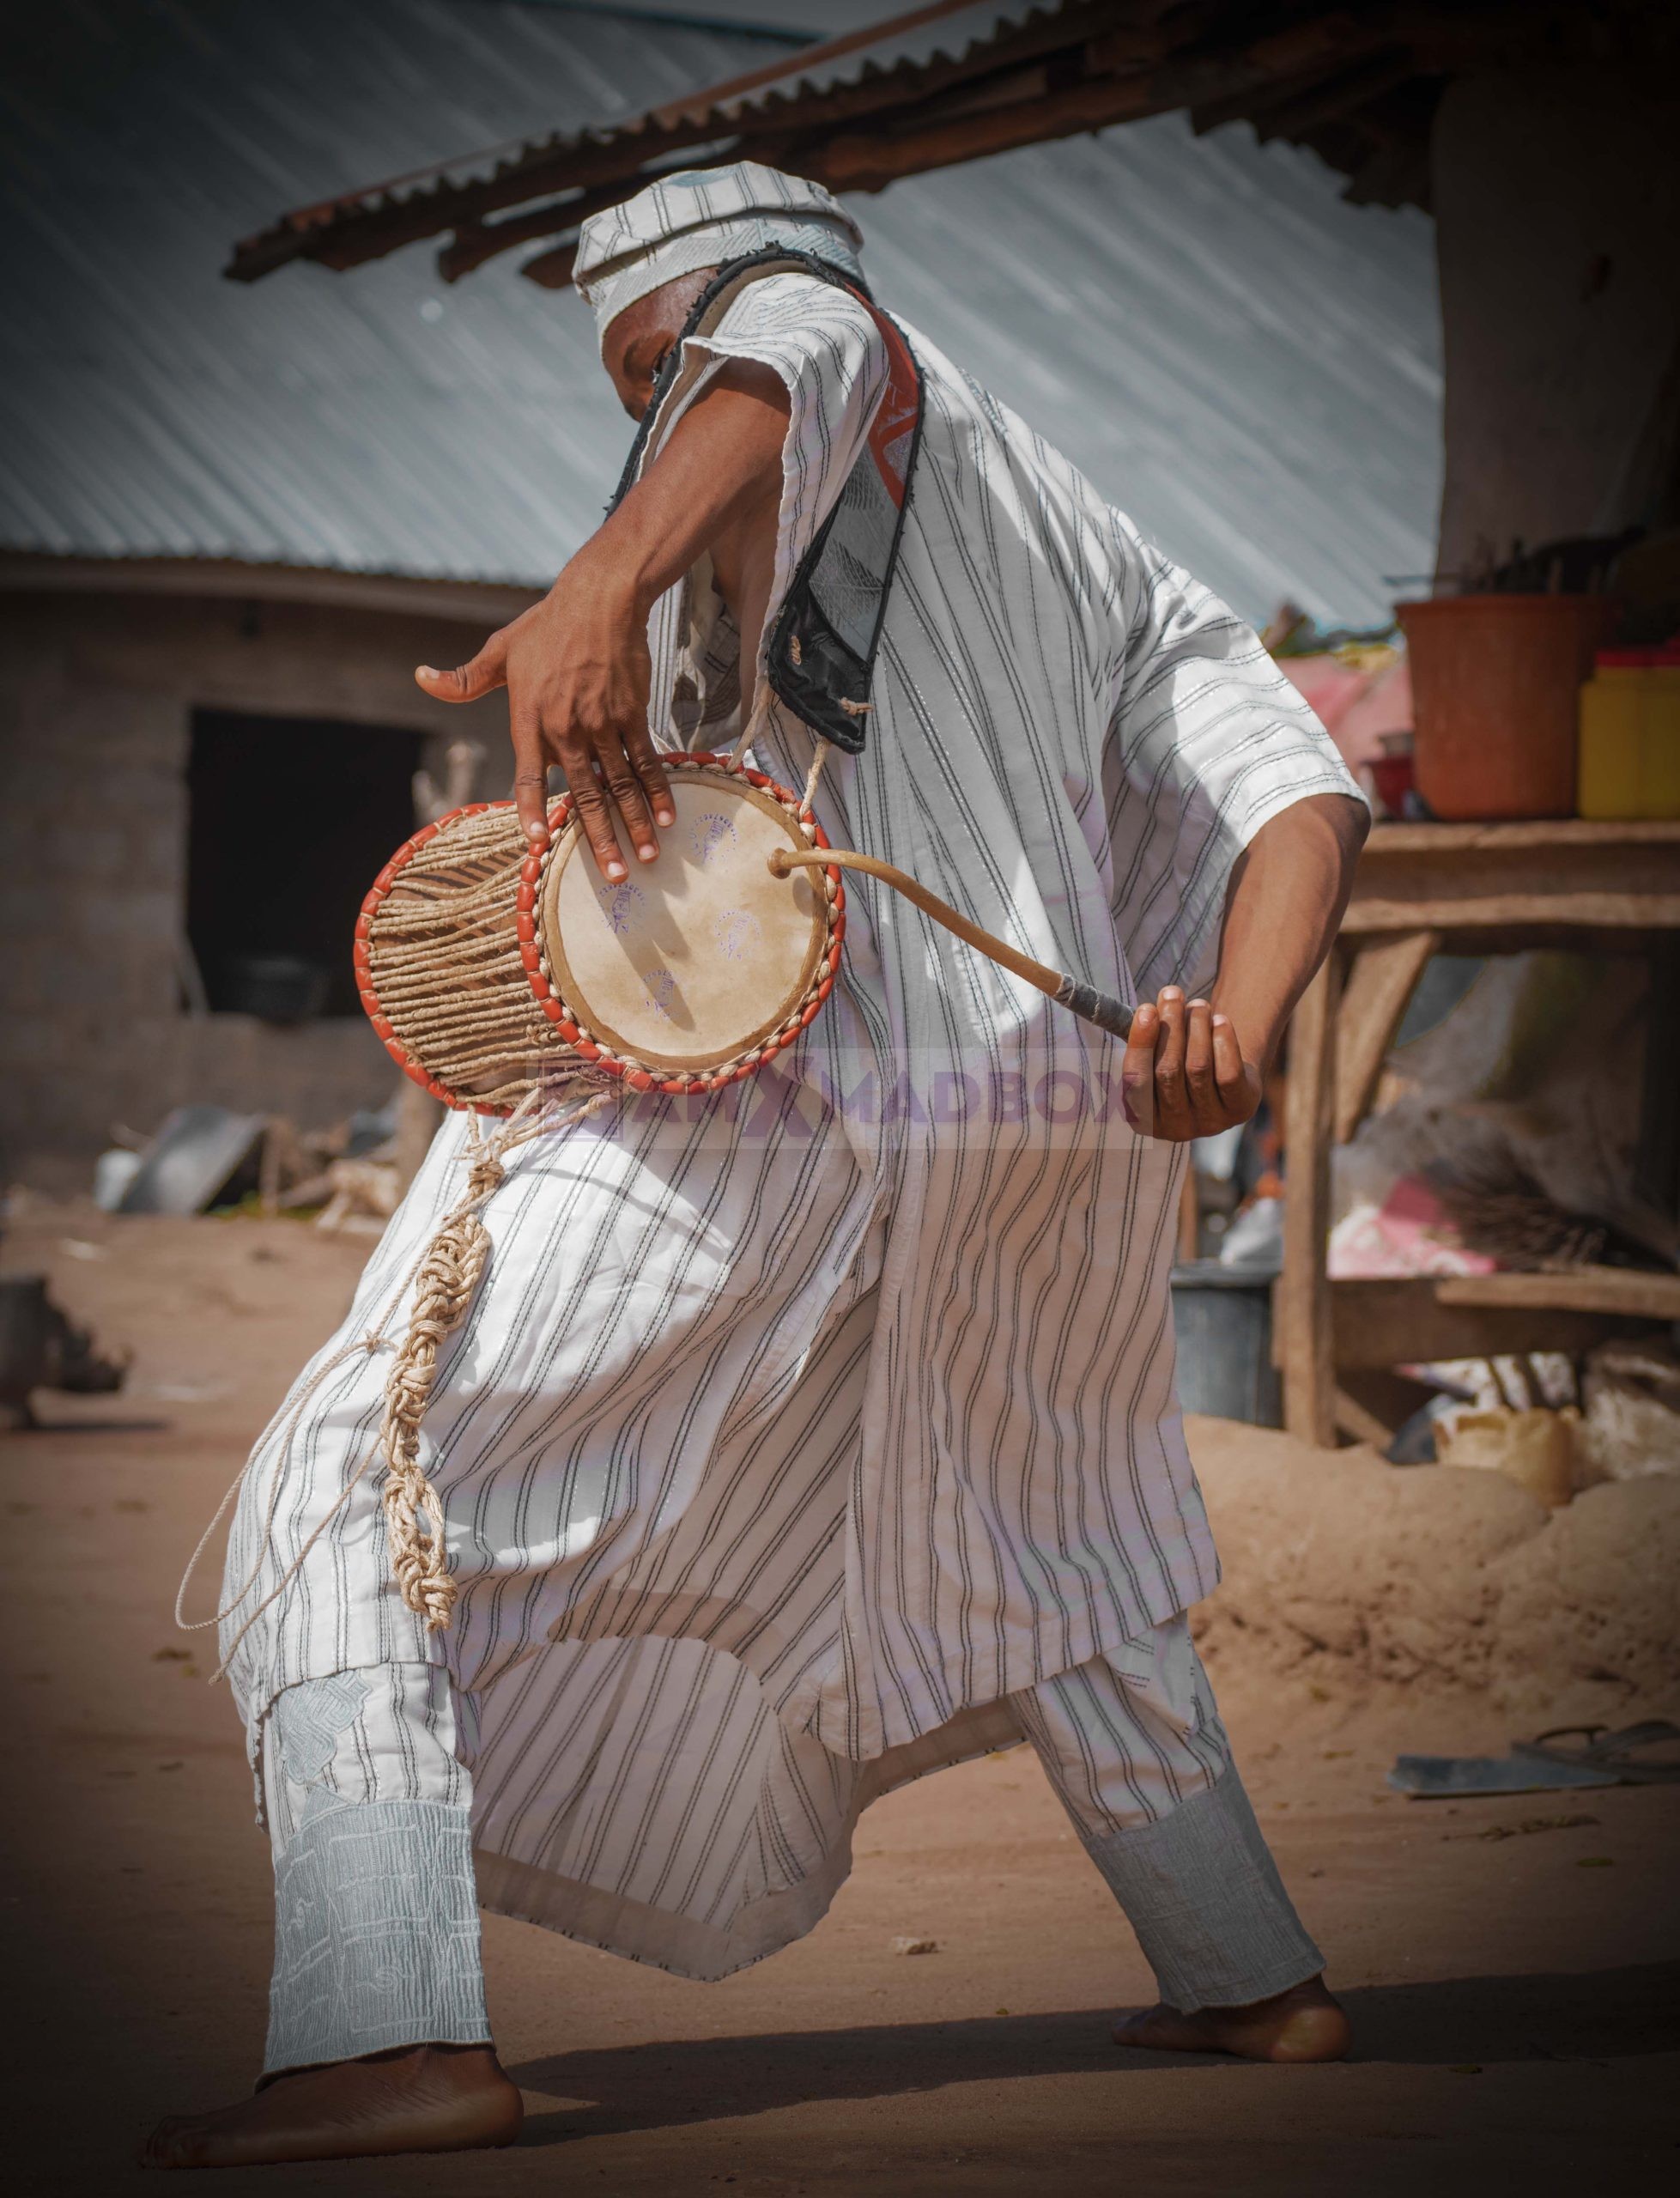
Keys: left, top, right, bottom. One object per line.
{"left": 728, "top": 685, "right": 773, "bottom": 767}
{"left": 801, "top": 737, "right": 831, "bottom": 817}
{"left": 174, "top": 1083, "right": 613, "bottom": 1681}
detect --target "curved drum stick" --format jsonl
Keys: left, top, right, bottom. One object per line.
{"left": 769, "top": 846, "right": 1132, "bottom": 1041}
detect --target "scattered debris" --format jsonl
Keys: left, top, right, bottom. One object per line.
{"left": 1434, "top": 1406, "right": 1580, "bottom": 1509}
{"left": 890, "top": 1936, "right": 938, "bottom": 1956}
{"left": 1516, "top": 1721, "right": 1680, "bottom": 1784}
{"left": 311, "top": 1158, "right": 401, "bottom": 1236}
{"left": 413, "top": 737, "right": 486, "bottom": 825}
{"left": 1577, "top": 1339, "right": 1680, "bottom": 1483}
{"left": 93, "top": 1149, "right": 143, "bottom": 1211}
{"left": 1392, "top": 1752, "right": 1607, "bottom": 1798}
{"left": 1392, "top": 1721, "right": 1680, "bottom": 1797}
{"left": 97, "top": 1096, "right": 408, "bottom": 1224}
{"left": 118, "top": 1105, "right": 268, "bottom": 1216}
{"left": 0, "top": 1273, "right": 129, "bottom": 1427}
{"left": 1442, "top": 1813, "right": 1599, "bottom": 1842}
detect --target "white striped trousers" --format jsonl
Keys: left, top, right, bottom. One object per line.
{"left": 258, "top": 1621, "right": 1319, "bottom": 2074}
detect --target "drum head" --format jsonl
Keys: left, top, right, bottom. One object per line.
{"left": 541, "top": 766, "right": 826, "bottom": 1076}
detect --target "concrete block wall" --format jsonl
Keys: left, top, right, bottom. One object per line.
{"left": 0, "top": 582, "right": 518, "bottom": 1186}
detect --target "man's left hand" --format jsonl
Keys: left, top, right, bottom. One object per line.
{"left": 1120, "top": 987, "right": 1261, "bottom": 1142}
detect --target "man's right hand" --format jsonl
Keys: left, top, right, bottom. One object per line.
{"left": 417, "top": 359, "right": 788, "bottom": 880}
{"left": 415, "top": 572, "right": 673, "bottom": 880}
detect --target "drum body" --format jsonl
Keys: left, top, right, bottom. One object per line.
{"left": 356, "top": 755, "right": 844, "bottom": 1113}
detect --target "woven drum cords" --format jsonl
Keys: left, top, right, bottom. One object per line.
{"left": 355, "top": 751, "right": 843, "bottom": 1113}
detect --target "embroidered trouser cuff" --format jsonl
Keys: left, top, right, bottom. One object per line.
{"left": 261, "top": 1666, "right": 490, "bottom": 2078}
{"left": 1077, "top": 1768, "right": 1323, "bottom": 2012}
{"left": 265, "top": 1799, "right": 492, "bottom": 2076}
{"left": 1012, "top": 1623, "right": 1323, "bottom": 2012}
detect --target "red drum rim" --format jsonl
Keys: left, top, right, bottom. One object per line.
{"left": 354, "top": 751, "right": 846, "bottom": 1115}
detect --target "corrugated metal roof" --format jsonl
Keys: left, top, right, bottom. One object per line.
{"left": 222, "top": 0, "right": 1046, "bottom": 279}
{"left": 1, "top": 0, "right": 1440, "bottom": 626}
{"left": 226, "top": 1, "right": 1460, "bottom": 283}
{"left": 2, "top": 1, "right": 771, "bottom": 584}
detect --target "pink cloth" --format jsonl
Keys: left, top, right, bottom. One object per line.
{"left": 1327, "top": 1174, "right": 1497, "bottom": 1280}
{"left": 1278, "top": 655, "right": 1411, "bottom": 773}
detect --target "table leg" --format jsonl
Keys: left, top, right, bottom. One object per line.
{"left": 1280, "top": 951, "right": 1341, "bottom": 1446}
{"left": 1332, "top": 928, "right": 1438, "bottom": 1145}
{"left": 1176, "top": 1157, "right": 1199, "bottom": 1264}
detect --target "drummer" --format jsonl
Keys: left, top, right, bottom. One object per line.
{"left": 146, "top": 162, "right": 1368, "bottom": 2169}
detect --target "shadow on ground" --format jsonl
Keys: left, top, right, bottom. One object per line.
{"left": 508, "top": 1959, "right": 1680, "bottom": 2145}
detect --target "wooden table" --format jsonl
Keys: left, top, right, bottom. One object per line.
{"left": 1277, "top": 819, "right": 1680, "bottom": 1445}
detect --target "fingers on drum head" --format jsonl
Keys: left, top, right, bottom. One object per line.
{"left": 356, "top": 760, "right": 844, "bottom": 1110}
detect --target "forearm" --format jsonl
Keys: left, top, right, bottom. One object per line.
{"left": 416, "top": 362, "right": 791, "bottom": 868}
{"left": 1210, "top": 792, "right": 1368, "bottom": 1070}
{"left": 562, "top": 362, "right": 790, "bottom": 619}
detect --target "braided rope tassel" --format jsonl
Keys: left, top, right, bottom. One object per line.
{"left": 373, "top": 1087, "right": 610, "bottom": 1631}
{"left": 373, "top": 1146, "right": 504, "bottom": 1630}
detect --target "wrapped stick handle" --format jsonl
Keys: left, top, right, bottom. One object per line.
{"left": 769, "top": 846, "right": 1132, "bottom": 1041}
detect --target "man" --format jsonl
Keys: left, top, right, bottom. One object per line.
{"left": 145, "top": 163, "right": 1367, "bottom": 2171}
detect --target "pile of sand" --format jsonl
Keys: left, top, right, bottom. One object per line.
{"left": 1187, "top": 1415, "right": 1680, "bottom": 1727}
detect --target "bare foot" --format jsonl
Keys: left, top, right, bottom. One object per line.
{"left": 1113, "top": 1974, "right": 1350, "bottom": 2063}
{"left": 139, "top": 2043, "right": 523, "bottom": 2169}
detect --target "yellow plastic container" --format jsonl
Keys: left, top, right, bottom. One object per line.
{"left": 1577, "top": 644, "right": 1680, "bottom": 818}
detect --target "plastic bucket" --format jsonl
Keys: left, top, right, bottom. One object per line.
{"left": 1396, "top": 595, "right": 1613, "bottom": 819}
{"left": 1169, "top": 1262, "right": 1282, "bottom": 1428}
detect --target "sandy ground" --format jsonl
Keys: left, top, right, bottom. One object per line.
{"left": 3, "top": 1198, "right": 1677, "bottom": 2198}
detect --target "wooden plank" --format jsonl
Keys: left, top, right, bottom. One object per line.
{"left": 1332, "top": 929, "right": 1439, "bottom": 1144}
{"left": 1333, "top": 1385, "right": 1394, "bottom": 1449}
{"left": 1330, "top": 1277, "right": 1665, "bottom": 1367}
{"left": 1434, "top": 1266, "right": 1680, "bottom": 1321}
{"left": 1176, "top": 1161, "right": 1199, "bottom": 1264}
{"left": 1344, "top": 820, "right": 1680, "bottom": 943}
{"left": 1343, "top": 892, "right": 1680, "bottom": 936}
{"left": 1635, "top": 944, "right": 1680, "bottom": 1218}
{"left": 1364, "top": 819, "right": 1680, "bottom": 853}
{"left": 1279, "top": 954, "right": 1339, "bottom": 1446}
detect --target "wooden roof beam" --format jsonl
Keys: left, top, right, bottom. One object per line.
{"left": 520, "top": 242, "right": 582, "bottom": 293}
{"left": 1196, "top": 50, "right": 1421, "bottom": 145}
{"left": 440, "top": 28, "right": 1175, "bottom": 284}
{"left": 802, "top": 13, "right": 1404, "bottom": 197}
{"left": 230, "top": 124, "right": 692, "bottom": 279}
{"left": 228, "top": 0, "right": 1130, "bottom": 280}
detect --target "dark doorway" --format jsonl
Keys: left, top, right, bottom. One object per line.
{"left": 185, "top": 711, "right": 421, "bottom": 1017}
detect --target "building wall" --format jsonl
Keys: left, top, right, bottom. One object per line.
{"left": 1433, "top": 67, "right": 1680, "bottom": 579}
{"left": 0, "top": 584, "right": 520, "bottom": 1186}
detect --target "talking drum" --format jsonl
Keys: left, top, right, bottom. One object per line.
{"left": 341, "top": 744, "right": 1132, "bottom": 1640}
{"left": 355, "top": 753, "right": 843, "bottom": 1111}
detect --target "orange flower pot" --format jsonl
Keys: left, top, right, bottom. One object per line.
{"left": 1396, "top": 594, "right": 1613, "bottom": 820}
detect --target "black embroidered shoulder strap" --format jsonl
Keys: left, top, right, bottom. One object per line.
{"left": 606, "top": 245, "right": 923, "bottom": 757}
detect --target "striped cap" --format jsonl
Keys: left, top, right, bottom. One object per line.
{"left": 574, "top": 162, "right": 864, "bottom": 347}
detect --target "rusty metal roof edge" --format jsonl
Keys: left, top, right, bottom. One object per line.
{"left": 0, "top": 551, "right": 548, "bottom": 623}
{"left": 227, "top": 0, "right": 1050, "bottom": 277}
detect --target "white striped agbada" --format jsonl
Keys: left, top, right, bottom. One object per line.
{"left": 221, "top": 269, "right": 1357, "bottom": 1979}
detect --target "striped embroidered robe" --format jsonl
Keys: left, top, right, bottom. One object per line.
{"left": 221, "top": 272, "right": 1358, "bottom": 1977}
